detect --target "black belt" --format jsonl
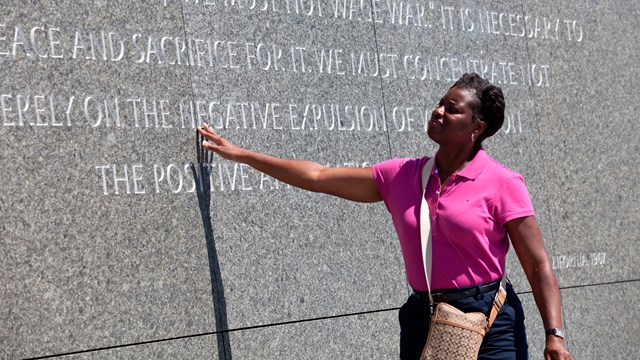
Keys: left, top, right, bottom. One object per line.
{"left": 413, "top": 280, "right": 501, "bottom": 303}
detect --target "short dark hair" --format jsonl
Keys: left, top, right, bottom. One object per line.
{"left": 450, "top": 73, "right": 505, "bottom": 145}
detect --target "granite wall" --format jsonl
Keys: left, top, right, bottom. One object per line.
{"left": 1, "top": 1, "right": 638, "bottom": 359}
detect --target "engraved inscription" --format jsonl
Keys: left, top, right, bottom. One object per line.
{"left": 445, "top": 6, "right": 583, "bottom": 42}
{"left": 96, "top": 164, "right": 146, "bottom": 195}
{"left": 0, "top": 24, "right": 552, "bottom": 85}
{"left": 165, "top": 1, "right": 584, "bottom": 42}
{"left": 551, "top": 252, "right": 607, "bottom": 271}
{"left": 95, "top": 160, "right": 368, "bottom": 195}
{"left": 1, "top": 92, "right": 531, "bottom": 135}
{"left": 1, "top": 93, "right": 75, "bottom": 127}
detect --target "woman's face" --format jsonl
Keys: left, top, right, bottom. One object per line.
{"left": 427, "top": 87, "right": 484, "bottom": 147}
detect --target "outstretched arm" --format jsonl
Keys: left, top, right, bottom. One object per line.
{"left": 506, "top": 216, "right": 572, "bottom": 360}
{"left": 197, "top": 123, "right": 382, "bottom": 203}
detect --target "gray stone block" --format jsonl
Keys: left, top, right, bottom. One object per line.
{"left": 524, "top": 0, "right": 640, "bottom": 286}
{"left": 0, "top": 2, "right": 217, "bottom": 358}
{"left": 560, "top": 283, "right": 640, "bottom": 360}
{"left": 180, "top": 0, "right": 410, "bottom": 329}
{"left": 518, "top": 282, "right": 640, "bottom": 360}
{"left": 60, "top": 336, "right": 218, "bottom": 360}
{"left": 228, "top": 309, "right": 399, "bottom": 359}
{"left": 206, "top": 192, "right": 408, "bottom": 328}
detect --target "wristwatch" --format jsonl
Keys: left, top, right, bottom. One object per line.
{"left": 545, "top": 328, "right": 565, "bottom": 339}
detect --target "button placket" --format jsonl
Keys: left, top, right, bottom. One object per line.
{"left": 433, "top": 185, "right": 440, "bottom": 220}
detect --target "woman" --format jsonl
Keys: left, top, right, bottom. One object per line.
{"left": 197, "top": 73, "right": 572, "bottom": 360}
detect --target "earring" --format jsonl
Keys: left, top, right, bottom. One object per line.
{"left": 471, "top": 133, "right": 475, "bottom": 143}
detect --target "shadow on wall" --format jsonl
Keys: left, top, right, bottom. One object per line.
{"left": 190, "top": 130, "right": 232, "bottom": 360}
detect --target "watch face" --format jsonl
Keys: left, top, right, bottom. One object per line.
{"left": 546, "top": 328, "right": 565, "bottom": 339}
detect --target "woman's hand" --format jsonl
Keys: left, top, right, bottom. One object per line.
{"left": 544, "top": 337, "right": 572, "bottom": 360}
{"left": 197, "top": 123, "right": 247, "bottom": 162}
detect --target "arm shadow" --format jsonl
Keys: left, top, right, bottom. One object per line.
{"left": 190, "top": 130, "right": 233, "bottom": 360}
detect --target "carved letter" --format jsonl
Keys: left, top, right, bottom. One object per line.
{"left": 1, "top": 94, "right": 14, "bottom": 126}
{"left": 153, "top": 164, "right": 166, "bottom": 193}
{"left": 132, "top": 164, "right": 146, "bottom": 194}
{"left": 96, "top": 165, "right": 111, "bottom": 195}
{"left": 34, "top": 95, "right": 47, "bottom": 126}
{"left": 48, "top": 27, "right": 63, "bottom": 58}
{"left": 108, "top": 32, "right": 124, "bottom": 61}
{"left": 84, "top": 96, "right": 103, "bottom": 127}
{"left": 0, "top": 23, "right": 9, "bottom": 56}
{"left": 167, "top": 164, "right": 184, "bottom": 193}
{"left": 30, "top": 26, "right": 48, "bottom": 57}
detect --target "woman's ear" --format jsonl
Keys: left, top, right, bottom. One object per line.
{"left": 473, "top": 120, "right": 487, "bottom": 137}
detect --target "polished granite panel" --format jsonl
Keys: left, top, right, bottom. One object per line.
{"left": 58, "top": 336, "right": 218, "bottom": 360}
{"left": 524, "top": 1, "right": 640, "bottom": 287}
{"left": 179, "top": 0, "right": 409, "bottom": 330}
{"left": 517, "top": 282, "right": 640, "bottom": 360}
{"left": 560, "top": 282, "right": 640, "bottom": 360}
{"left": 0, "top": 1, "right": 218, "bottom": 358}
{"left": 229, "top": 309, "right": 399, "bottom": 359}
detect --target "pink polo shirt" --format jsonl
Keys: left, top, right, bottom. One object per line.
{"left": 372, "top": 149, "right": 534, "bottom": 291}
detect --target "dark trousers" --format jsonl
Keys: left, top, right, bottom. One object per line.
{"left": 399, "top": 283, "right": 528, "bottom": 360}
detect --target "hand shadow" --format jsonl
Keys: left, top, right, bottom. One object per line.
{"left": 190, "top": 130, "right": 233, "bottom": 360}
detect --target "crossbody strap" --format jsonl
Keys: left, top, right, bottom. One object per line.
{"left": 486, "top": 277, "right": 508, "bottom": 330}
{"left": 419, "top": 156, "right": 507, "bottom": 328}
{"left": 419, "top": 157, "right": 436, "bottom": 304}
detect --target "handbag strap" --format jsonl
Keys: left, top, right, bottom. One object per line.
{"left": 419, "top": 157, "right": 436, "bottom": 305}
{"left": 486, "top": 277, "right": 508, "bottom": 330}
{"left": 419, "top": 156, "right": 507, "bottom": 329}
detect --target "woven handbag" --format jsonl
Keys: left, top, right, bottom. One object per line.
{"left": 418, "top": 157, "right": 507, "bottom": 360}
{"left": 420, "top": 302, "right": 489, "bottom": 360}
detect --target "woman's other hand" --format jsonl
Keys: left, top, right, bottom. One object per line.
{"left": 544, "top": 337, "right": 572, "bottom": 360}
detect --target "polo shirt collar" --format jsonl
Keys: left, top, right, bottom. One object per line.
{"left": 433, "top": 148, "right": 489, "bottom": 181}
{"left": 455, "top": 148, "right": 489, "bottom": 180}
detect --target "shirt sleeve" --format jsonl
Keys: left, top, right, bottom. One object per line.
{"left": 371, "top": 158, "right": 407, "bottom": 210}
{"left": 495, "top": 173, "right": 535, "bottom": 225}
